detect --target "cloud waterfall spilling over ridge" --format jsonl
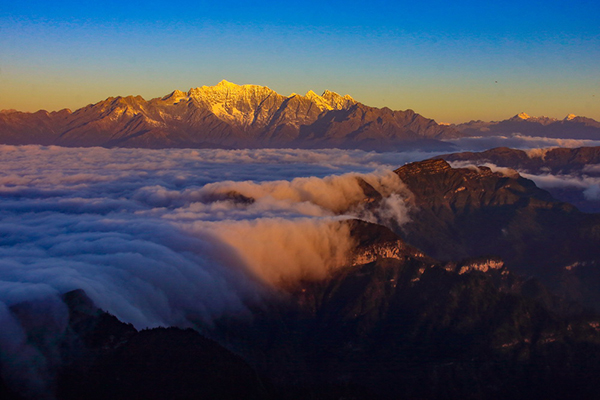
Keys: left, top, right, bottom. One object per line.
{"left": 0, "top": 145, "right": 418, "bottom": 397}
{"left": 140, "top": 170, "right": 412, "bottom": 284}
{"left": 0, "top": 146, "right": 412, "bottom": 323}
{"left": 193, "top": 218, "right": 355, "bottom": 286}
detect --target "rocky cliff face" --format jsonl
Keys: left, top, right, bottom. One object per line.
{"left": 0, "top": 81, "right": 460, "bottom": 150}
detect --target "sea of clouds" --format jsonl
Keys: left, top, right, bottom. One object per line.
{"left": 1, "top": 140, "right": 599, "bottom": 397}
{"left": 0, "top": 146, "right": 421, "bottom": 327}
{"left": 0, "top": 145, "right": 423, "bottom": 397}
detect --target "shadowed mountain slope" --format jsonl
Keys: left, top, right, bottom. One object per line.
{"left": 55, "top": 290, "right": 269, "bottom": 400}
{"left": 211, "top": 220, "right": 600, "bottom": 399}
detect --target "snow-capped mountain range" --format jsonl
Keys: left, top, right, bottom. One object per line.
{"left": 0, "top": 80, "right": 460, "bottom": 150}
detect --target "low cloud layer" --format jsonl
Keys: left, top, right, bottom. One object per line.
{"left": 0, "top": 145, "right": 415, "bottom": 397}
{"left": 449, "top": 135, "right": 600, "bottom": 152}
{"left": 0, "top": 146, "right": 414, "bottom": 325}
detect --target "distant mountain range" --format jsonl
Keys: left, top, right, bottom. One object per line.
{"left": 454, "top": 112, "right": 600, "bottom": 139}
{"left": 3, "top": 83, "right": 599, "bottom": 150}
{"left": 0, "top": 80, "right": 461, "bottom": 151}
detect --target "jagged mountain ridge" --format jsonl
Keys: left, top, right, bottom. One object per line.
{"left": 454, "top": 112, "right": 600, "bottom": 139}
{"left": 0, "top": 80, "right": 460, "bottom": 150}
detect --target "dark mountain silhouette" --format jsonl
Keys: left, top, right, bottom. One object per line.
{"left": 54, "top": 289, "right": 269, "bottom": 400}
{"left": 0, "top": 81, "right": 460, "bottom": 150}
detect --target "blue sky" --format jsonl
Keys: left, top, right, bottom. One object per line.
{"left": 1, "top": 0, "right": 599, "bottom": 123}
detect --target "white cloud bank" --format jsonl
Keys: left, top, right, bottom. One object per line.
{"left": 449, "top": 134, "right": 600, "bottom": 152}
{"left": 0, "top": 145, "right": 417, "bottom": 397}
{"left": 0, "top": 146, "right": 414, "bottom": 323}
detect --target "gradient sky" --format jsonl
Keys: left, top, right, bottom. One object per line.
{"left": 1, "top": 0, "right": 599, "bottom": 123}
